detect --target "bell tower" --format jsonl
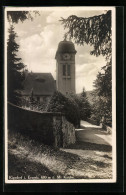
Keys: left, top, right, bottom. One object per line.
{"left": 55, "top": 39, "right": 76, "bottom": 95}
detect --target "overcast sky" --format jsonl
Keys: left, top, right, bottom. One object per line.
{"left": 6, "top": 7, "right": 109, "bottom": 93}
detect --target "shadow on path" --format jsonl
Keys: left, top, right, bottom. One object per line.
{"left": 66, "top": 141, "right": 112, "bottom": 152}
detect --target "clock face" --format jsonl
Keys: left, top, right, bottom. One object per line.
{"left": 63, "top": 53, "right": 71, "bottom": 60}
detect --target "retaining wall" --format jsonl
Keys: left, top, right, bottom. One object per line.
{"left": 102, "top": 123, "right": 112, "bottom": 134}
{"left": 8, "top": 103, "right": 76, "bottom": 147}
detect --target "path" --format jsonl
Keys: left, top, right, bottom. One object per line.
{"left": 75, "top": 120, "right": 112, "bottom": 146}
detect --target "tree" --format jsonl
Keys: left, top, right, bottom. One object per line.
{"left": 81, "top": 87, "right": 87, "bottom": 98}
{"left": 46, "top": 91, "right": 80, "bottom": 127}
{"left": 27, "top": 89, "right": 46, "bottom": 112}
{"left": 7, "top": 11, "right": 39, "bottom": 24}
{"left": 93, "top": 60, "right": 111, "bottom": 98}
{"left": 61, "top": 11, "right": 112, "bottom": 126}
{"left": 7, "top": 25, "right": 25, "bottom": 105}
{"left": 70, "top": 88, "right": 91, "bottom": 121}
{"left": 60, "top": 10, "right": 111, "bottom": 61}
{"left": 92, "top": 60, "right": 112, "bottom": 126}
{"left": 7, "top": 11, "right": 40, "bottom": 105}
{"left": 80, "top": 88, "right": 92, "bottom": 120}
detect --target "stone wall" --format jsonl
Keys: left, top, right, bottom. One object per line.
{"left": 8, "top": 103, "right": 76, "bottom": 147}
{"left": 102, "top": 123, "right": 112, "bottom": 134}
{"left": 62, "top": 116, "right": 76, "bottom": 148}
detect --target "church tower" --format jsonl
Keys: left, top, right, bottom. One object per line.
{"left": 55, "top": 39, "right": 77, "bottom": 95}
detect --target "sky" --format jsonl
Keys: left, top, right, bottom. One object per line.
{"left": 6, "top": 7, "right": 108, "bottom": 93}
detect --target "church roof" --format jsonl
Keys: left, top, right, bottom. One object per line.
{"left": 55, "top": 40, "right": 76, "bottom": 58}
{"left": 22, "top": 72, "right": 56, "bottom": 96}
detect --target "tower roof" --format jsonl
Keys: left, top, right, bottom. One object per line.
{"left": 55, "top": 39, "right": 76, "bottom": 59}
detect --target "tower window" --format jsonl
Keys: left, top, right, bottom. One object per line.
{"left": 63, "top": 64, "right": 66, "bottom": 76}
{"left": 63, "top": 64, "right": 70, "bottom": 76}
{"left": 67, "top": 65, "right": 70, "bottom": 76}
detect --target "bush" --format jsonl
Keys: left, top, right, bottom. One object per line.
{"left": 46, "top": 91, "right": 80, "bottom": 127}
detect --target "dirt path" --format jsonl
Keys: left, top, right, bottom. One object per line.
{"left": 60, "top": 120, "right": 112, "bottom": 179}
{"left": 76, "top": 120, "right": 112, "bottom": 146}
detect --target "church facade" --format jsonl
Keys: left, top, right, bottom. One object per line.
{"left": 21, "top": 39, "right": 76, "bottom": 105}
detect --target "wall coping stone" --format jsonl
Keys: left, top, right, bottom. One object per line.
{"left": 8, "top": 102, "right": 64, "bottom": 116}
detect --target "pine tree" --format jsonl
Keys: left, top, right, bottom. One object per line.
{"left": 7, "top": 25, "right": 25, "bottom": 105}
{"left": 7, "top": 11, "right": 39, "bottom": 24}
{"left": 79, "top": 88, "right": 91, "bottom": 120}
{"left": 70, "top": 88, "right": 91, "bottom": 121}
{"left": 81, "top": 87, "right": 87, "bottom": 98}
{"left": 60, "top": 11, "right": 111, "bottom": 61}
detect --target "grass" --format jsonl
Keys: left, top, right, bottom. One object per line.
{"left": 8, "top": 153, "right": 57, "bottom": 179}
{"left": 8, "top": 129, "right": 112, "bottom": 180}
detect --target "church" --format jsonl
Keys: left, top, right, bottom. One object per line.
{"left": 21, "top": 39, "right": 77, "bottom": 104}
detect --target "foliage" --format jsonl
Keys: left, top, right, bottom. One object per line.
{"left": 91, "top": 95, "right": 112, "bottom": 126}
{"left": 60, "top": 10, "right": 111, "bottom": 61}
{"left": 7, "top": 25, "right": 25, "bottom": 105}
{"left": 79, "top": 88, "right": 92, "bottom": 120}
{"left": 70, "top": 88, "right": 91, "bottom": 121}
{"left": 91, "top": 61, "right": 112, "bottom": 126}
{"left": 46, "top": 91, "right": 80, "bottom": 127}
{"left": 94, "top": 61, "right": 111, "bottom": 97}
{"left": 21, "top": 96, "right": 47, "bottom": 112}
{"left": 61, "top": 11, "right": 112, "bottom": 126}
{"left": 7, "top": 11, "right": 39, "bottom": 23}
{"left": 29, "top": 99, "right": 47, "bottom": 112}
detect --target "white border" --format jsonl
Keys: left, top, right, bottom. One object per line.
{"left": 4, "top": 6, "right": 116, "bottom": 184}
